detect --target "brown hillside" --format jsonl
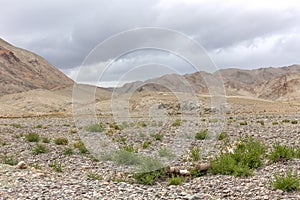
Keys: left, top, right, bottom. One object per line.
{"left": 0, "top": 38, "right": 73, "bottom": 96}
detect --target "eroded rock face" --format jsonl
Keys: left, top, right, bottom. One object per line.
{"left": 114, "top": 64, "right": 300, "bottom": 102}
{"left": 0, "top": 38, "right": 73, "bottom": 96}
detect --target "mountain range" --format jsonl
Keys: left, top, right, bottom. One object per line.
{"left": 0, "top": 38, "right": 299, "bottom": 103}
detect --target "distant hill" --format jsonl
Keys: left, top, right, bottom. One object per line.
{"left": 114, "top": 64, "right": 300, "bottom": 101}
{"left": 0, "top": 38, "right": 73, "bottom": 96}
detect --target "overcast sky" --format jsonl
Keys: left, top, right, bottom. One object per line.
{"left": 1, "top": 0, "right": 300, "bottom": 87}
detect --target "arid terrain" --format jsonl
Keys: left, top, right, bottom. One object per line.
{"left": 0, "top": 39, "right": 300, "bottom": 199}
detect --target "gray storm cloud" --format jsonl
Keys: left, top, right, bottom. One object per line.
{"left": 1, "top": 0, "right": 299, "bottom": 86}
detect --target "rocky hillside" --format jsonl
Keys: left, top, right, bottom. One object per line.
{"left": 115, "top": 64, "right": 300, "bottom": 101}
{"left": 0, "top": 38, "right": 73, "bottom": 96}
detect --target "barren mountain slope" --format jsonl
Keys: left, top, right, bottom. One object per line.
{"left": 0, "top": 38, "right": 73, "bottom": 96}
{"left": 114, "top": 64, "right": 300, "bottom": 101}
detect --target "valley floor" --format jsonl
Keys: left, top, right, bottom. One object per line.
{"left": 0, "top": 113, "right": 299, "bottom": 199}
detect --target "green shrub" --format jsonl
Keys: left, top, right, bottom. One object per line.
{"left": 239, "top": 122, "right": 248, "bottom": 126}
{"left": 63, "top": 147, "right": 74, "bottom": 155}
{"left": 73, "top": 140, "right": 88, "bottom": 154}
{"left": 190, "top": 146, "right": 201, "bottom": 161}
{"left": 168, "top": 175, "right": 184, "bottom": 185}
{"left": 25, "top": 133, "right": 40, "bottom": 142}
{"left": 134, "top": 170, "right": 163, "bottom": 185}
{"left": 1, "top": 141, "right": 7, "bottom": 146}
{"left": 291, "top": 120, "right": 298, "bottom": 124}
{"left": 2, "top": 155, "right": 18, "bottom": 166}
{"left": 218, "top": 132, "right": 229, "bottom": 140}
{"left": 49, "top": 160, "right": 63, "bottom": 172}
{"left": 269, "top": 144, "right": 294, "bottom": 163}
{"left": 111, "top": 150, "right": 141, "bottom": 166}
{"left": 138, "top": 156, "right": 164, "bottom": 173}
{"left": 142, "top": 141, "right": 151, "bottom": 149}
{"left": 42, "top": 137, "right": 50, "bottom": 143}
{"left": 151, "top": 133, "right": 163, "bottom": 141}
{"left": 209, "top": 137, "right": 265, "bottom": 177}
{"left": 84, "top": 123, "right": 104, "bottom": 132}
{"left": 158, "top": 147, "right": 175, "bottom": 159}
{"left": 270, "top": 170, "right": 299, "bottom": 192}
{"left": 32, "top": 144, "right": 48, "bottom": 155}
{"left": 282, "top": 119, "right": 290, "bottom": 123}
{"left": 272, "top": 122, "right": 279, "bottom": 125}
{"left": 190, "top": 167, "right": 207, "bottom": 177}
{"left": 195, "top": 129, "right": 208, "bottom": 140}
{"left": 171, "top": 119, "right": 181, "bottom": 127}
{"left": 54, "top": 137, "right": 68, "bottom": 145}
{"left": 210, "top": 153, "right": 253, "bottom": 177}
{"left": 87, "top": 172, "right": 103, "bottom": 180}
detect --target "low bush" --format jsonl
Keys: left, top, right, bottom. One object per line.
{"left": 151, "top": 133, "right": 163, "bottom": 141}
{"left": 168, "top": 175, "right": 184, "bottom": 185}
{"left": 84, "top": 123, "right": 104, "bottom": 132}
{"left": 195, "top": 129, "right": 208, "bottom": 140}
{"left": 25, "top": 133, "right": 40, "bottom": 142}
{"left": 158, "top": 147, "right": 175, "bottom": 159}
{"left": 142, "top": 141, "right": 151, "bottom": 149}
{"left": 73, "top": 140, "right": 88, "bottom": 154}
{"left": 134, "top": 169, "right": 163, "bottom": 185}
{"left": 42, "top": 137, "right": 50, "bottom": 143}
{"left": 49, "top": 160, "right": 63, "bottom": 172}
{"left": 209, "top": 137, "right": 265, "bottom": 177}
{"left": 2, "top": 155, "right": 18, "bottom": 166}
{"left": 269, "top": 144, "right": 294, "bottom": 163}
{"left": 218, "top": 132, "right": 229, "bottom": 140}
{"left": 63, "top": 147, "right": 74, "bottom": 155}
{"left": 190, "top": 146, "right": 201, "bottom": 161}
{"left": 32, "top": 144, "right": 48, "bottom": 155}
{"left": 239, "top": 122, "right": 248, "bottom": 126}
{"left": 270, "top": 170, "right": 299, "bottom": 192}
{"left": 291, "top": 120, "right": 298, "bottom": 124}
{"left": 54, "top": 137, "right": 68, "bottom": 145}
{"left": 171, "top": 119, "right": 181, "bottom": 127}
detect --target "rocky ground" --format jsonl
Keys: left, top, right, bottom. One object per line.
{"left": 0, "top": 113, "right": 299, "bottom": 199}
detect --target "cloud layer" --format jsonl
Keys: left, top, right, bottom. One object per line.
{"left": 1, "top": 0, "right": 300, "bottom": 86}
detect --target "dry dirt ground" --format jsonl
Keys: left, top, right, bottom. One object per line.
{"left": 0, "top": 91, "right": 300, "bottom": 199}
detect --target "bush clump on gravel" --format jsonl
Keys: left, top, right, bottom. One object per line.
{"left": 32, "top": 144, "right": 48, "bottom": 155}
{"left": 54, "top": 137, "right": 68, "bottom": 145}
{"left": 2, "top": 155, "right": 18, "bottom": 166}
{"left": 195, "top": 129, "right": 208, "bottom": 140}
{"left": 84, "top": 123, "right": 104, "bottom": 132}
{"left": 25, "top": 132, "right": 40, "bottom": 142}
{"left": 269, "top": 144, "right": 295, "bottom": 163}
{"left": 270, "top": 170, "right": 300, "bottom": 192}
{"left": 168, "top": 175, "right": 184, "bottom": 185}
{"left": 209, "top": 137, "right": 265, "bottom": 177}
{"left": 73, "top": 140, "right": 88, "bottom": 154}
{"left": 171, "top": 119, "right": 181, "bottom": 127}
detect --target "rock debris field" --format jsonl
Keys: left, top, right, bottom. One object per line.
{"left": 0, "top": 114, "right": 299, "bottom": 200}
